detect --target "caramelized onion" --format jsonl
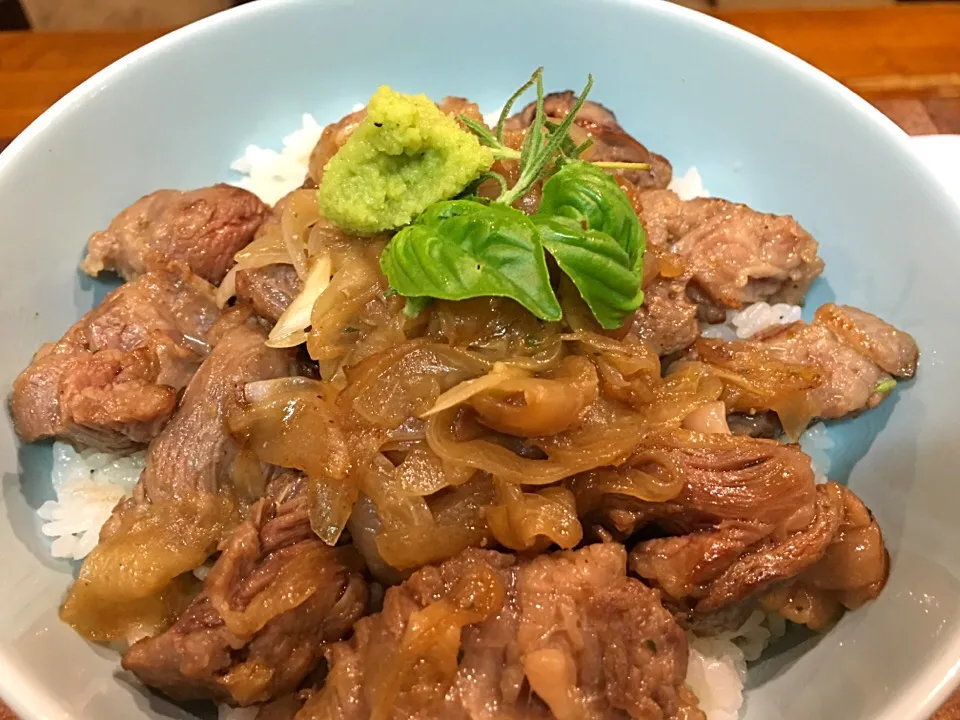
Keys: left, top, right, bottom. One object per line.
{"left": 523, "top": 648, "right": 582, "bottom": 720}
{"left": 305, "top": 241, "right": 389, "bottom": 369}
{"left": 692, "top": 338, "right": 824, "bottom": 440}
{"left": 234, "top": 233, "right": 292, "bottom": 271}
{"left": 565, "top": 331, "right": 660, "bottom": 407}
{"left": 421, "top": 362, "right": 529, "bottom": 418}
{"left": 266, "top": 254, "right": 332, "bottom": 348}
{"left": 60, "top": 495, "right": 235, "bottom": 641}
{"left": 347, "top": 494, "right": 406, "bottom": 585}
{"left": 230, "top": 381, "right": 358, "bottom": 545}
{"left": 396, "top": 443, "right": 473, "bottom": 496}
{"left": 230, "top": 384, "right": 349, "bottom": 482}
{"left": 215, "top": 233, "right": 294, "bottom": 307}
{"left": 368, "top": 564, "right": 505, "bottom": 720}
{"left": 309, "top": 475, "right": 357, "bottom": 546}
{"left": 376, "top": 477, "right": 494, "bottom": 571}
{"left": 343, "top": 341, "right": 489, "bottom": 428}
{"left": 682, "top": 401, "right": 731, "bottom": 434}
{"left": 363, "top": 455, "right": 433, "bottom": 529}
{"left": 426, "top": 406, "right": 649, "bottom": 486}
{"left": 215, "top": 266, "right": 239, "bottom": 308}
{"left": 571, "top": 450, "right": 686, "bottom": 513}
{"left": 280, "top": 189, "right": 323, "bottom": 279}
{"left": 469, "top": 355, "right": 599, "bottom": 437}
{"left": 243, "top": 376, "right": 324, "bottom": 403}
{"left": 558, "top": 276, "right": 601, "bottom": 334}
{"left": 486, "top": 480, "right": 583, "bottom": 552}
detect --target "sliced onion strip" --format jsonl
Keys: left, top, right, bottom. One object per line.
{"left": 266, "top": 254, "right": 332, "bottom": 349}
{"left": 419, "top": 362, "right": 529, "bottom": 418}
{"left": 215, "top": 266, "right": 239, "bottom": 308}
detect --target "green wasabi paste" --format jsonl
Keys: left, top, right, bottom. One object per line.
{"left": 317, "top": 86, "right": 494, "bottom": 234}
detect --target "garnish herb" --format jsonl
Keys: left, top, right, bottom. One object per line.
{"left": 380, "top": 68, "right": 650, "bottom": 329}
{"left": 380, "top": 200, "right": 561, "bottom": 321}
{"left": 875, "top": 378, "right": 897, "bottom": 394}
{"left": 539, "top": 162, "right": 645, "bottom": 275}
{"left": 535, "top": 216, "right": 643, "bottom": 329}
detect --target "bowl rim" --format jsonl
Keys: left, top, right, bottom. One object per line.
{"left": 2, "top": 0, "right": 960, "bottom": 718}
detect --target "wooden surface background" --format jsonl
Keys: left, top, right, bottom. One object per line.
{"left": 0, "top": 5, "right": 958, "bottom": 719}
{"left": 0, "top": 5, "right": 959, "bottom": 145}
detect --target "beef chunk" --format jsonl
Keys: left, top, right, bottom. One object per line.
{"left": 690, "top": 303, "right": 919, "bottom": 423}
{"left": 296, "top": 544, "right": 693, "bottom": 720}
{"left": 638, "top": 189, "right": 824, "bottom": 315}
{"left": 506, "top": 91, "right": 672, "bottom": 189}
{"left": 235, "top": 264, "right": 302, "bottom": 325}
{"left": 122, "top": 473, "right": 368, "bottom": 706}
{"left": 11, "top": 266, "right": 219, "bottom": 452}
{"left": 82, "top": 184, "right": 268, "bottom": 285}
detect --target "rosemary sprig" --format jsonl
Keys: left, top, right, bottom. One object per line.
{"left": 496, "top": 66, "right": 541, "bottom": 145}
{"left": 458, "top": 68, "right": 651, "bottom": 207}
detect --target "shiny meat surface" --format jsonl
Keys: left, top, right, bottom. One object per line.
{"left": 583, "top": 431, "right": 818, "bottom": 542}
{"left": 630, "top": 274, "right": 700, "bottom": 357}
{"left": 685, "top": 301, "right": 918, "bottom": 432}
{"left": 638, "top": 189, "right": 824, "bottom": 315}
{"left": 693, "top": 482, "right": 843, "bottom": 612}
{"left": 81, "top": 185, "right": 268, "bottom": 285}
{"left": 628, "top": 520, "right": 774, "bottom": 604}
{"left": 296, "top": 544, "right": 692, "bottom": 720}
{"left": 133, "top": 323, "right": 293, "bottom": 507}
{"left": 122, "top": 473, "right": 368, "bottom": 705}
{"left": 438, "top": 96, "right": 486, "bottom": 126}
{"left": 757, "top": 323, "right": 889, "bottom": 419}
{"left": 10, "top": 267, "right": 219, "bottom": 452}
{"left": 505, "top": 92, "right": 672, "bottom": 189}
{"left": 236, "top": 264, "right": 303, "bottom": 325}
{"left": 813, "top": 303, "right": 919, "bottom": 379}
{"left": 753, "top": 304, "right": 915, "bottom": 420}
{"left": 59, "top": 322, "right": 297, "bottom": 643}
{"left": 765, "top": 483, "right": 889, "bottom": 629}
{"left": 606, "top": 429, "right": 887, "bottom": 622}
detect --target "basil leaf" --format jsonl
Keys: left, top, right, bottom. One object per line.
{"left": 380, "top": 200, "right": 562, "bottom": 322}
{"left": 535, "top": 216, "right": 643, "bottom": 330}
{"left": 403, "top": 296, "right": 433, "bottom": 317}
{"left": 539, "top": 162, "right": 645, "bottom": 273}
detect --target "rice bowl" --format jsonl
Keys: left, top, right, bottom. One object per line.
{"left": 36, "top": 111, "right": 832, "bottom": 720}
{"left": 0, "top": 1, "right": 949, "bottom": 717}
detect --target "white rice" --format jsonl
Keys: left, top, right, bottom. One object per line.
{"left": 230, "top": 113, "right": 324, "bottom": 205}
{"left": 230, "top": 103, "right": 365, "bottom": 205}
{"left": 40, "top": 115, "right": 835, "bottom": 720}
{"left": 799, "top": 421, "right": 834, "bottom": 483}
{"left": 701, "top": 303, "right": 803, "bottom": 342}
{"left": 218, "top": 706, "right": 258, "bottom": 720}
{"left": 686, "top": 611, "right": 787, "bottom": 720}
{"left": 669, "top": 166, "right": 710, "bottom": 201}
{"left": 38, "top": 441, "right": 144, "bottom": 560}
{"left": 482, "top": 105, "right": 505, "bottom": 127}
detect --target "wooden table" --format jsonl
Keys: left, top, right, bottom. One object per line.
{"left": 0, "top": 4, "right": 959, "bottom": 147}
{"left": 0, "top": 5, "right": 959, "bottom": 719}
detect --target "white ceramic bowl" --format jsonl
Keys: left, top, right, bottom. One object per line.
{"left": 2, "top": 1, "right": 960, "bottom": 718}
